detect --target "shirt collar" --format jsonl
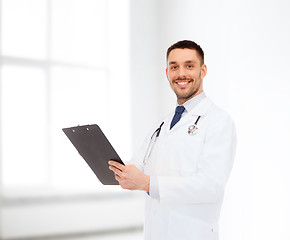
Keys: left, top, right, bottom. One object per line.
{"left": 178, "top": 91, "right": 206, "bottom": 113}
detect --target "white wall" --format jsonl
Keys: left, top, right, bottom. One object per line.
{"left": 130, "top": 0, "right": 163, "bottom": 151}
{"left": 130, "top": 0, "right": 290, "bottom": 239}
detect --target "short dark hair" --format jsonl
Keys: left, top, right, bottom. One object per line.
{"left": 166, "top": 40, "right": 204, "bottom": 65}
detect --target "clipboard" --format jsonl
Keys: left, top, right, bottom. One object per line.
{"left": 62, "top": 124, "right": 124, "bottom": 185}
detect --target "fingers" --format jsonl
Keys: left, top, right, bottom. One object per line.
{"left": 108, "top": 160, "right": 124, "bottom": 171}
{"left": 109, "top": 165, "right": 122, "bottom": 177}
{"left": 108, "top": 161, "right": 126, "bottom": 184}
{"left": 108, "top": 161, "right": 132, "bottom": 188}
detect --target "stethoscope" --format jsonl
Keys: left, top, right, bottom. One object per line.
{"left": 143, "top": 115, "right": 201, "bottom": 164}
{"left": 188, "top": 116, "right": 201, "bottom": 135}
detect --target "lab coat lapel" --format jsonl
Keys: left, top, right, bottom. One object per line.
{"left": 168, "top": 97, "right": 213, "bottom": 132}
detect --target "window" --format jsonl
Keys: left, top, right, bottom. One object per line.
{"left": 0, "top": 0, "right": 130, "bottom": 194}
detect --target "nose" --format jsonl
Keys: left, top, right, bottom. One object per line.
{"left": 178, "top": 67, "right": 186, "bottom": 79}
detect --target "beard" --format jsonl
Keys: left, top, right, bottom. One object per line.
{"left": 172, "top": 75, "right": 202, "bottom": 102}
{"left": 174, "top": 87, "right": 199, "bottom": 101}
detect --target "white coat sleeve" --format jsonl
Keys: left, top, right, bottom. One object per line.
{"left": 157, "top": 112, "right": 237, "bottom": 205}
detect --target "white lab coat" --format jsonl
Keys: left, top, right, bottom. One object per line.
{"left": 131, "top": 97, "right": 236, "bottom": 240}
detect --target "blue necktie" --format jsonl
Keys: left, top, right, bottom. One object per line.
{"left": 170, "top": 105, "right": 185, "bottom": 129}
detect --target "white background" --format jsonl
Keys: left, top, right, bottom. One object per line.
{"left": 1, "top": 0, "right": 290, "bottom": 239}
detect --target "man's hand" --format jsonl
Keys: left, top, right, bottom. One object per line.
{"left": 108, "top": 161, "right": 149, "bottom": 192}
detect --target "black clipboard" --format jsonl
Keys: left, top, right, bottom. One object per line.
{"left": 62, "top": 124, "right": 124, "bottom": 185}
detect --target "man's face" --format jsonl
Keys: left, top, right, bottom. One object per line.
{"left": 166, "top": 48, "right": 207, "bottom": 104}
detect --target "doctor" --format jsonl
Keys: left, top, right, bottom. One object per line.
{"left": 109, "top": 40, "right": 236, "bottom": 240}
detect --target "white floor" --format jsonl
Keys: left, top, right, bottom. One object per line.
{"left": 71, "top": 231, "right": 143, "bottom": 240}
{"left": 44, "top": 230, "right": 143, "bottom": 240}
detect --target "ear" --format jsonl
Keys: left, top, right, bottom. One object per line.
{"left": 201, "top": 64, "right": 207, "bottom": 79}
{"left": 166, "top": 67, "right": 170, "bottom": 81}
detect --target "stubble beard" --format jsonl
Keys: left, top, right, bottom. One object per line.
{"left": 174, "top": 78, "right": 202, "bottom": 102}
{"left": 173, "top": 72, "right": 202, "bottom": 103}
{"left": 175, "top": 88, "right": 199, "bottom": 101}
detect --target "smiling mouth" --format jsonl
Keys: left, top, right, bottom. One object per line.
{"left": 175, "top": 80, "right": 193, "bottom": 86}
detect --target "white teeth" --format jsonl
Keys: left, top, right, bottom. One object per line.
{"left": 176, "top": 82, "right": 189, "bottom": 85}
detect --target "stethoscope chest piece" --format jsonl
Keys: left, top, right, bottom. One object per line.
{"left": 188, "top": 124, "right": 198, "bottom": 135}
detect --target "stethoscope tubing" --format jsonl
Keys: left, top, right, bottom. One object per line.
{"left": 143, "top": 116, "right": 201, "bottom": 164}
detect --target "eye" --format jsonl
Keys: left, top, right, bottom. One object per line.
{"left": 187, "top": 65, "right": 194, "bottom": 69}
{"left": 170, "top": 65, "right": 178, "bottom": 70}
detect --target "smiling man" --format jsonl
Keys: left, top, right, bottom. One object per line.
{"left": 109, "top": 40, "right": 236, "bottom": 240}
{"left": 166, "top": 42, "right": 207, "bottom": 105}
